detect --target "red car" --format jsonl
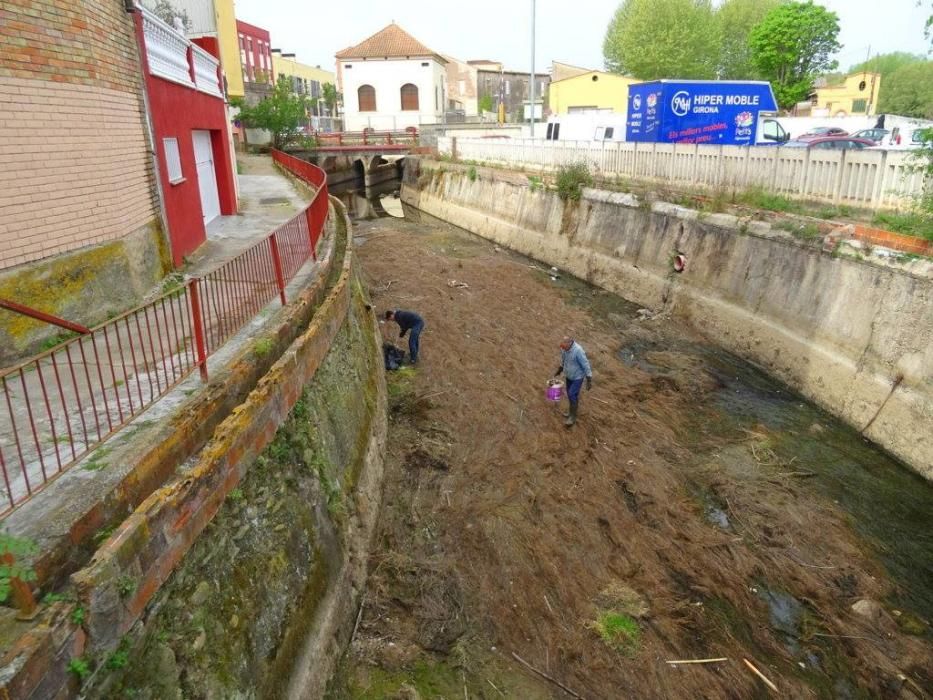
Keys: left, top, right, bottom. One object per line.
{"left": 782, "top": 136, "right": 877, "bottom": 150}
{"left": 796, "top": 126, "right": 849, "bottom": 140}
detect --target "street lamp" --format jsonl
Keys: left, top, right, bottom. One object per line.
{"left": 529, "top": 0, "right": 536, "bottom": 138}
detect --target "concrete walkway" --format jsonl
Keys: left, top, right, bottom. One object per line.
{"left": 0, "top": 155, "right": 318, "bottom": 513}
{"left": 187, "top": 152, "right": 310, "bottom": 274}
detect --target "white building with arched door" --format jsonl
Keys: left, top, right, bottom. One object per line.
{"left": 336, "top": 23, "right": 446, "bottom": 132}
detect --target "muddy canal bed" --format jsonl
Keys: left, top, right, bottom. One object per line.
{"left": 328, "top": 206, "right": 932, "bottom": 699}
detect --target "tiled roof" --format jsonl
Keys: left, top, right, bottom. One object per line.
{"left": 335, "top": 23, "right": 445, "bottom": 62}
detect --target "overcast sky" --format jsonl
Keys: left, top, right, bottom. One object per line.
{"left": 233, "top": 0, "right": 930, "bottom": 75}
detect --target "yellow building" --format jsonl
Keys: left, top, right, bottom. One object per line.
{"left": 809, "top": 72, "right": 881, "bottom": 116}
{"left": 548, "top": 70, "right": 638, "bottom": 114}
{"left": 213, "top": 0, "right": 242, "bottom": 98}
{"left": 272, "top": 51, "right": 335, "bottom": 106}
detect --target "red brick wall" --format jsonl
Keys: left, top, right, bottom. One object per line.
{"left": 0, "top": 0, "right": 160, "bottom": 271}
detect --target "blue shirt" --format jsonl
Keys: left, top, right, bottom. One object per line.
{"left": 561, "top": 342, "right": 592, "bottom": 381}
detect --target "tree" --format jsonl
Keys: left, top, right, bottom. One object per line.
{"left": 716, "top": 0, "right": 780, "bottom": 79}
{"left": 478, "top": 94, "right": 494, "bottom": 113}
{"left": 749, "top": 1, "right": 841, "bottom": 109}
{"left": 849, "top": 51, "right": 925, "bottom": 77}
{"left": 322, "top": 82, "right": 340, "bottom": 118}
{"left": 603, "top": 0, "right": 720, "bottom": 80}
{"left": 878, "top": 61, "right": 933, "bottom": 118}
{"left": 235, "top": 76, "right": 310, "bottom": 148}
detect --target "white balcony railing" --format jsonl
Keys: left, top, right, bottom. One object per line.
{"left": 141, "top": 9, "right": 192, "bottom": 86}
{"left": 140, "top": 7, "right": 222, "bottom": 99}
{"left": 192, "top": 43, "right": 222, "bottom": 98}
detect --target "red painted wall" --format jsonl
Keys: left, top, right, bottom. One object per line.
{"left": 236, "top": 19, "right": 272, "bottom": 83}
{"left": 192, "top": 36, "right": 219, "bottom": 59}
{"left": 134, "top": 13, "right": 237, "bottom": 266}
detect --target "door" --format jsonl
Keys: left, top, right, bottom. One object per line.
{"left": 192, "top": 130, "right": 220, "bottom": 224}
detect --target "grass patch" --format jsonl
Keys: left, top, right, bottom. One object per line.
{"left": 81, "top": 446, "right": 111, "bottom": 471}
{"left": 467, "top": 165, "right": 477, "bottom": 182}
{"left": 872, "top": 211, "right": 933, "bottom": 242}
{"left": 776, "top": 220, "right": 822, "bottom": 240}
{"left": 528, "top": 175, "right": 543, "bottom": 192}
{"left": 556, "top": 163, "right": 593, "bottom": 202}
{"left": 591, "top": 611, "right": 640, "bottom": 654}
{"left": 736, "top": 186, "right": 803, "bottom": 214}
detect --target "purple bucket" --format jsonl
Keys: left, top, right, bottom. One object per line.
{"left": 546, "top": 381, "right": 563, "bottom": 402}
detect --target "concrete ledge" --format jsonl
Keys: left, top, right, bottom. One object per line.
{"left": 72, "top": 195, "right": 357, "bottom": 659}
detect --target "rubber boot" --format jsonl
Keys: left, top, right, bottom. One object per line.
{"left": 564, "top": 400, "right": 578, "bottom": 427}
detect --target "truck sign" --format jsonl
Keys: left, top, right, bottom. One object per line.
{"left": 626, "top": 80, "right": 781, "bottom": 145}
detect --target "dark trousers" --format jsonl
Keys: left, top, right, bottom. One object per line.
{"left": 408, "top": 321, "right": 424, "bottom": 363}
{"left": 566, "top": 377, "right": 584, "bottom": 404}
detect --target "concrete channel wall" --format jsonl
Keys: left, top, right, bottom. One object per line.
{"left": 402, "top": 159, "right": 933, "bottom": 478}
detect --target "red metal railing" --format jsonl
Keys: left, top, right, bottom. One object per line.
{"left": 0, "top": 157, "right": 329, "bottom": 517}
{"left": 314, "top": 127, "right": 419, "bottom": 146}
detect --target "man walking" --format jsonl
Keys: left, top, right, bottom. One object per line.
{"left": 554, "top": 336, "right": 592, "bottom": 427}
{"left": 385, "top": 309, "right": 425, "bottom": 365}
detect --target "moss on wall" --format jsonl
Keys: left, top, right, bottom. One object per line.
{"left": 89, "top": 276, "right": 380, "bottom": 698}
{"left": 0, "top": 219, "right": 169, "bottom": 365}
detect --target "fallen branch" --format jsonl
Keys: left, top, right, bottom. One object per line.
{"left": 742, "top": 658, "right": 778, "bottom": 692}
{"left": 351, "top": 592, "right": 366, "bottom": 645}
{"left": 486, "top": 679, "right": 506, "bottom": 697}
{"left": 591, "top": 397, "right": 612, "bottom": 405}
{"left": 666, "top": 657, "right": 728, "bottom": 665}
{"left": 511, "top": 652, "right": 585, "bottom": 699}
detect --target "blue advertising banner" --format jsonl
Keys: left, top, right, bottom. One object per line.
{"left": 626, "top": 80, "right": 779, "bottom": 145}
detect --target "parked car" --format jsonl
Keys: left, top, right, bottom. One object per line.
{"left": 796, "top": 126, "right": 849, "bottom": 140}
{"left": 782, "top": 136, "right": 876, "bottom": 150}
{"left": 851, "top": 128, "right": 890, "bottom": 145}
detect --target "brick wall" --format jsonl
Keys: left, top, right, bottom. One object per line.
{"left": 0, "top": 0, "right": 160, "bottom": 271}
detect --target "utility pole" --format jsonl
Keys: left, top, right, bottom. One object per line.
{"left": 529, "top": 0, "right": 536, "bottom": 138}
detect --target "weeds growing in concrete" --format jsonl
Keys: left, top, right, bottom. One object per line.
{"left": 872, "top": 210, "right": 933, "bottom": 241}
{"left": 556, "top": 163, "right": 593, "bottom": 202}
{"left": 253, "top": 338, "right": 275, "bottom": 358}
{"left": 117, "top": 575, "right": 137, "bottom": 598}
{"left": 68, "top": 657, "right": 91, "bottom": 681}
{"left": 0, "top": 532, "right": 38, "bottom": 603}
{"left": 71, "top": 606, "right": 86, "bottom": 626}
{"left": 736, "top": 186, "right": 802, "bottom": 214}
{"left": 467, "top": 165, "right": 477, "bottom": 182}
{"left": 528, "top": 175, "right": 543, "bottom": 192}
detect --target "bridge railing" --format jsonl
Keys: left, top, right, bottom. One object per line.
{"left": 0, "top": 158, "right": 330, "bottom": 518}
{"left": 315, "top": 128, "right": 419, "bottom": 146}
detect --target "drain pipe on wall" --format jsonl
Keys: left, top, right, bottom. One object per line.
{"left": 124, "top": 0, "right": 175, "bottom": 271}
{"left": 861, "top": 373, "right": 904, "bottom": 434}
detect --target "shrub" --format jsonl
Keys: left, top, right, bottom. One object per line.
{"left": 556, "top": 163, "right": 593, "bottom": 201}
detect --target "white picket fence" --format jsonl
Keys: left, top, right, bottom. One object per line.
{"left": 438, "top": 137, "right": 927, "bottom": 209}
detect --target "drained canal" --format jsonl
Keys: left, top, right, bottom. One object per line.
{"left": 333, "top": 184, "right": 933, "bottom": 698}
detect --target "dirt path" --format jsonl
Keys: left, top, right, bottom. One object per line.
{"left": 330, "top": 211, "right": 932, "bottom": 699}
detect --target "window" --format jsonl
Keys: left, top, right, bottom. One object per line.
{"left": 358, "top": 84, "right": 376, "bottom": 111}
{"left": 604, "top": 127, "right": 614, "bottom": 139}
{"left": 595, "top": 127, "right": 605, "bottom": 140}
{"left": 421, "top": 62, "right": 429, "bottom": 67}
{"left": 458, "top": 80, "right": 465, "bottom": 95}
{"left": 546, "top": 123, "right": 554, "bottom": 140}
{"left": 401, "top": 83, "right": 419, "bottom": 110}
{"left": 552, "top": 123, "right": 560, "bottom": 140}
{"left": 163, "top": 138, "right": 183, "bottom": 184}
{"left": 852, "top": 98, "right": 867, "bottom": 113}
{"left": 505, "top": 81, "right": 510, "bottom": 96}
{"left": 247, "top": 38, "right": 253, "bottom": 64}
